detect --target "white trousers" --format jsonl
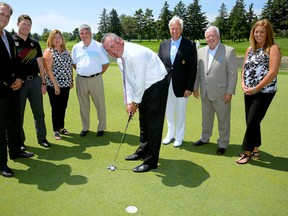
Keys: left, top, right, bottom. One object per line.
{"left": 165, "top": 81, "right": 188, "bottom": 141}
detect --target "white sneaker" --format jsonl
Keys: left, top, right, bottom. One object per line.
{"left": 162, "top": 137, "right": 173, "bottom": 144}
{"left": 173, "top": 140, "right": 182, "bottom": 147}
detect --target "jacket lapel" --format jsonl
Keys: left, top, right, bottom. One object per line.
{"left": 208, "top": 44, "right": 224, "bottom": 70}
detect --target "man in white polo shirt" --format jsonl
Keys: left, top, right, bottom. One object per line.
{"left": 71, "top": 24, "right": 109, "bottom": 137}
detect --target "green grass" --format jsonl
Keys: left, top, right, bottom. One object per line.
{"left": 39, "top": 37, "right": 288, "bottom": 57}
{"left": 2, "top": 67, "right": 288, "bottom": 215}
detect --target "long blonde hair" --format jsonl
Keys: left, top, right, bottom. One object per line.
{"left": 249, "top": 19, "right": 275, "bottom": 53}
{"left": 46, "top": 29, "right": 66, "bottom": 50}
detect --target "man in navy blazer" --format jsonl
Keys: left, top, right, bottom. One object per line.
{"left": 158, "top": 16, "right": 197, "bottom": 147}
{"left": 0, "top": 2, "right": 34, "bottom": 178}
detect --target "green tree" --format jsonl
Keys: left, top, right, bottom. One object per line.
{"left": 213, "top": 3, "right": 230, "bottom": 41}
{"left": 229, "top": 0, "right": 248, "bottom": 41}
{"left": 144, "top": 8, "right": 155, "bottom": 41}
{"left": 41, "top": 28, "right": 50, "bottom": 42}
{"left": 10, "top": 28, "right": 15, "bottom": 36}
{"left": 261, "top": 0, "right": 288, "bottom": 31}
{"left": 108, "top": 9, "right": 122, "bottom": 37}
{"left": 97, "top": 8, "right": 110, "bottom": 39}
{"left": 134, "top": 9, "right": 145, "bottom": 41}
{"left": 120, "top": 15, "right": 137, "bottom": 41}
{"left": 158, "top": 1, "right": 172, "bottom": 40}
{"left": 186, "top": 0, "right": 208, "bottom": 40}
{"left": 246, "top": 3, "right": 258, "bottom": 39}
{"left": 72, "top": 28, "right": 79, "bottom": 42}
{"left": 32, "top": 32, "right": 41, "bottom": 41}
{"left": 173, "top": 1, "right": 189, "bottom": 38}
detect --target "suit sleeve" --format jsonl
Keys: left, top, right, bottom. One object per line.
{"left": 187, "top": 40, "right": 198, "bottom": 91}
{"left": 226, "top": 47, "right": 238, "bottom": 95}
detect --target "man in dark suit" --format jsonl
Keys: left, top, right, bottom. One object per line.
{"left": 0, "top": 2, "right": 34, "bottom": 178}
{"left": 158, "top": 16, "right": 197, "bottom": 147}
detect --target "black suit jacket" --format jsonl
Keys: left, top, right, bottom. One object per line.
{"left": 0, "top": 30, "right": 22, "bottom": 97}
{"left": 158, "top": 37, "right": 197, "bottom": 97}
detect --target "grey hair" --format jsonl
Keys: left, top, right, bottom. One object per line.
{"left": 79, "top": 24, "right": 91, "bottom": 32}
{"left": 205, "top": 26, "right": 220, "bottom": 37}
{"left": 168, "top": 15, "right": 184, "bottom": 30}
{"left": 101, "top": 32, "right": 121, "bottom": 44}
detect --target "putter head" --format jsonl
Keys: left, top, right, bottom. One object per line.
{"left": 107, "top": 164, "right": 117, "bottom": 171}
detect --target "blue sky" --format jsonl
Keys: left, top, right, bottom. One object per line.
{"left": 6, "top": 0, "right": 265, "bottom": 34}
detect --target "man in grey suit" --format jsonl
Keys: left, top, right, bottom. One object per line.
{"left": 193, "top": 26, "right": 238, "bottom": 155}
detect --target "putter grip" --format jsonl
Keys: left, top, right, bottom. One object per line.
{"left": 128, "top": 112, "right": 133, "bottom": 122}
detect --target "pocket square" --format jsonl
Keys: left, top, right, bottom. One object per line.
{"left": 217, "top": 57, "right": 223, "bottom": 62}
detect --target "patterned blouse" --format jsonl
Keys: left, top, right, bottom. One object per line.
{"left": 46, "top": 48, "right": 73, "bottom": 88}
{"left": 243, "top": 48, "right": 277, "bottom": 93}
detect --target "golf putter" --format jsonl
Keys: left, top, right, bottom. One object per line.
{"left": 107, "top": 112, "right": 133, "bottom": 171}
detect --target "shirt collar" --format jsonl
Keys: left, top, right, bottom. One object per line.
{"left": 171, "top": 36, "right": 182, "bottom": 46}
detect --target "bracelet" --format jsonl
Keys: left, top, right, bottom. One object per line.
{"left": 252, "top": 87, "right": 257, "bottom": 94}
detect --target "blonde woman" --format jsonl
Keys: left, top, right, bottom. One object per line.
{"left": 43, "top": 30, "right": 73, "bottom": 140}
{"left": 237, "top": 20, "right": 281, "bottom": 164}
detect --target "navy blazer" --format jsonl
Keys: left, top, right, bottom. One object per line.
{"left": 0, "top": 30, "right": 22, "bottom": 97}
{"left": 158, "top": 37, "right": 197, "bottom": 97}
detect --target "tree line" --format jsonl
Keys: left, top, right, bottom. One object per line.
{"left": 11, "top": 0, "right": 287, "bottom": 42}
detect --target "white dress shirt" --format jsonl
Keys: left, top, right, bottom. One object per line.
{"left": 117, "top": 42, "right": 167, "bottom": 104}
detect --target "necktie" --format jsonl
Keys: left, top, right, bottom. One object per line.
{"left": 121, "top": 57, "right": 127, "bottom": 104}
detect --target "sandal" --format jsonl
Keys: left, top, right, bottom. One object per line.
{"left": 251, "top": 151, "right": 260, "bottom": 160}
{"left": 54, "top": 131, "right": 61, "bottom": 140}
{"left": 236, "top": 154, "right": 251, "bottom": 164}
{"left": 60, "top": 128, "right": 70, "bottom": 135}
{"left": 239, "top": 151, "right": 260, "bottom": 160}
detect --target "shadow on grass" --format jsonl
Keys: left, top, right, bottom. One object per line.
{"left": 12, "top": 158, "right": 88, "bottom": 191}
{"left": 59, "top": 131, "right": 140, "bottom": 147}
{"left": 155, "top": 158, "right": 210, "bottom": 188}
{"left": 181, "top": 142, "right": 288, "bottom": 172}
{"left": 24, "top": 131, "right": 140, "bottom": 161}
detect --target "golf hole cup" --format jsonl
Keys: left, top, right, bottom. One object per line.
{"left": 126, "top": 206, "right": 138, "bottom": 213}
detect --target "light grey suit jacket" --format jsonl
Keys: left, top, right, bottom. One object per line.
{"left": 194, "top": 43, "right": 238, "bottom": 101}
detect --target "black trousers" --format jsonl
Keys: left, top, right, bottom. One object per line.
{"left": 134, "top": 77, "right": 169, "bottom": 167}
{"left": 20, "top": 76, "right": 47, "bottom": 143}
{"left": 0, "top": 92, "right": 22, "bottom": 168}
{"left": 47, "top": 86, "right": 70, "bottom": 132}
{"left": 242, "top": 92, "right": 275, "bottom": 152}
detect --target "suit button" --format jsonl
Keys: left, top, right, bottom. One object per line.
{"left": 171, "top": 67, "right": 173, "bottom": 69}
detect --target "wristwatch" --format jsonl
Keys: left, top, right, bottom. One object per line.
{"left": 131, "top": 101, "right": 139, "bottom": 107}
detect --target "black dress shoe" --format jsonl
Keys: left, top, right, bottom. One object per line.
{"left": 96, "top": 131, "right": 104, "bottom": 137}
{"left": 80, "top": 130, "right": 89, "bottom": 137}
{"left": 193, "top": 139, "right": 208, "bottom": 146}
{"left": 125, "top": 154, "right": 141, "bottom": 161}
{"left": 1, "top": 166, "right": 14, "bottom": 177}
{"left": 216, "top": 147, "right": 226, "bottom": 155}
{"left": 133, "top": 164, "right": 157, "bottom": 173}
{"left": 10, "top": 150, "right": 34, "bottom": 159}
{"left": 39, "top": 139, "right": 51, "bottom": 148}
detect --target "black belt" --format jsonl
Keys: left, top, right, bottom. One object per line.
{"left": 25, "top": 74, "right": 37, "bottom": 80}
{"left": 79, "top": 73, "right": 101, "bottom": 78}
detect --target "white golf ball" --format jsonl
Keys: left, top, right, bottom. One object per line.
{"left": 111, "top": 166, "right": 115, "bottom": 171}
